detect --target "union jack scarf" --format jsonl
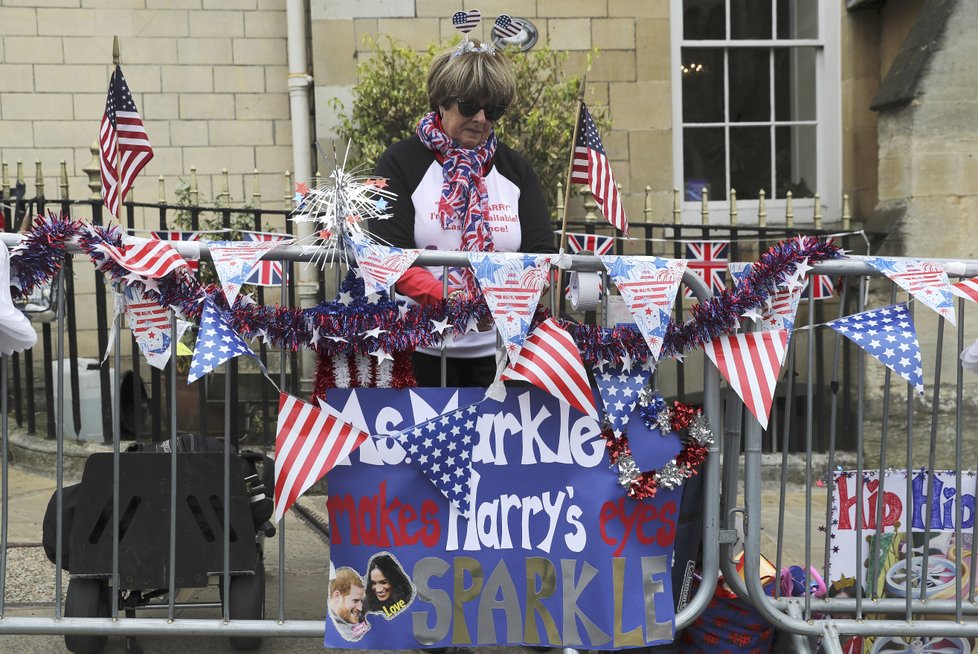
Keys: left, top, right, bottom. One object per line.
{"left": 416, "top": 111, "right": 496, "bottom": 296}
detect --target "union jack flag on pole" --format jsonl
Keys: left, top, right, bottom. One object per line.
{"left": 243, "top": 232, "right": 293, "bottom": 286}
{"left": 99, "top": 65, "right": 153, "bottom": 218}
{"left": 570, "top": 103, "right": 628, "bottom": 234}
{"left": 685, "top": 241, "right": 729, "bottom": 298}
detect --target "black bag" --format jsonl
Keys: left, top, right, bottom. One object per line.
{"left": 42, "top": 482, "right": 81, "bottom": 572}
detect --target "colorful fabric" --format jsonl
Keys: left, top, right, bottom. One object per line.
{"left": 416, "top": 112, "right": 497, "bottom": 295}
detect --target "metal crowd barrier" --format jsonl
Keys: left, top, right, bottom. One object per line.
{"left": 727, "top": 257, "right": 978, "bottom": 653}
{"left": 0, "top": 239, "right": 723, "bottom": 651}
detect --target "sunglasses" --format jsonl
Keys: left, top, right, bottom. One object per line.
{"left": 455, "top": 99, "right": 507, "bottom": 121}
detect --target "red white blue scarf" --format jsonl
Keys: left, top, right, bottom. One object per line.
{"left": 416, "top": 111, "right": 496, "bottom": 295}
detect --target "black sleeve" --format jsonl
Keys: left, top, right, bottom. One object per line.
{"left": 368, "top": 139, "right": 426, "bottom": 249}
{"left": 510, "top": 150, "right": 557, "bottom": 255}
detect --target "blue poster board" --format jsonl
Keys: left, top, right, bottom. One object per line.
{"left": 322, "top": 386, "right": 683, "bottom": 650}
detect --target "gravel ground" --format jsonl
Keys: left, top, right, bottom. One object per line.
{"left": 4, "top": 545, "right": 67, "bottom": 606}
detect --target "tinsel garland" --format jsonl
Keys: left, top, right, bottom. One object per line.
{"left": 599, "top": 388, "right": 714, "bottom": 500}
{"left": 9, "top": 215, "right": 840, "bottom": 367}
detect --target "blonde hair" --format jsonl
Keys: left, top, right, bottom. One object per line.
{"left": 427, "top": 40, "right": 516, "bottom": 112}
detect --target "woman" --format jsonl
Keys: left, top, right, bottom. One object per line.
{"left": 363, "top": 553, "right": 415, "bottom": 618}
{"left": 370, "top": 40, "right": 556, "bottom": 388}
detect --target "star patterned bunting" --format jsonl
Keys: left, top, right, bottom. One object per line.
{"left": 827, "top": 303, "right": 924, "bottom": 396}
{"left": 594, "top": 358, "right": 655, "bottom": 436}
{"left": 188, "top": 296, "right": 260, "bottom": 383}
{"left": 399, "top": 403, "right": 480, "bottom": 518}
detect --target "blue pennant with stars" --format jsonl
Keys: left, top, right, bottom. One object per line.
{"left": 398, "top": 403, "right": 480, "bottom": 518}
{"left": 594, "top": 358, "right": 655, "bottom": 436}
{"left": 827, "top": 303, "right": 924, "bottom": 396}
{"left": 188, "top": 296, "right": 260, "bottom": 383}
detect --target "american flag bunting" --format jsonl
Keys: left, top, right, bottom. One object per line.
{"left": 594, "top": 360, "right": 655, "bottom": 437}
{"left": 151, "top": 231, "right": 200, "bottom": 273}
{"left": 950, "top": 276, "right": 978, "bottom": 303}
{"left": 98, "top": 237, "right": 188, "bottom": 279}
{"left": 100, "top": 65, "right": 153, "bottom": 218}
{"left": 187, "top": 297, "right": 259, "bottom": 383}
{"left": 273, "top": 392, "right": 369, "bottom": 523}
{"left": 571, "top": 103, "right": 628, "bottom": 234}
{"left": 863, "top": 256, "right": 956, "bottom": 324}
{"left": 703, "top": 329, "right": 790, "bottom": 430}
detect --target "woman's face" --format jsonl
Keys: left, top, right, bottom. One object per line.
{"left": 440, "top": 99, "right": 493, "bottom": 149}
{"left": 370, "top": 567, "right": 392, "bottom": 603}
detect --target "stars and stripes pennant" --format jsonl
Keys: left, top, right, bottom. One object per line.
{"left": 151, "top": 231, "right": 200, "bottom": 273}
{"left": 397, "top": 403, "right": 479, "bottom": 518}
{"left": 468, "top": 252, "right": 553, "bottom": 361}
{"left": 571, "top": 103, "right": 628, "bottom": 234}
{"left": 685, "top": 241, "right": 729, "bottom": 298}
{"left": 452, "top": 9, "right": 481, "bottom": 33}
{"left": 601, "top": 255, "right": 686, "bottom": 362}
{"left": 594, "top": 359, "right": 655, "bottom": 437}
{"left": 950, "top": 276, "right": 978, "bottom": 304}
{"left": 99, "top": 65, "right": 153, "bottom": 218}
{"left": 703, "top": 329, "right": 790, "bottom": 430}
{"left": 208, "top": 240, "right": 280, "bottom": 306}
{"left": 501, "top": 318, "right": 598, "bottom": 419}
{"left": 187, "top": 296, "right": 259, "bottom": 383}
{"left": 827, "top": 304, "right": 924, "bottom": 396}
{"left": 97, "top": 237, "right": 189, "bottom": 279}
{"left": 760, "top": 285, "right": 805, "bottom": 332}
{"left": 862, "top": 256, "right": 956, "bottom": 324}
{"left": 273, "top": 392, "right": 369, "bottom": 523}
{"left": 347, "top": 233, "right": 422, "bottom": 296}
{"left": 243, "top": 232, "right": 293, "bottom": 286}
{"left": 124, "top": 285, "right": 173, "bottom": 369}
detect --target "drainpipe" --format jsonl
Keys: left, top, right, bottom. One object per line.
{"left": 286, "top": 0, "right": 317, "bottom": 390}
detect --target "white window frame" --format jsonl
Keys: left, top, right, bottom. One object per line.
{"left": 669, "top": 0, "right": 842, "bottom": 225}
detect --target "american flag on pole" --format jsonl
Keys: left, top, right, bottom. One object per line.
{"left": 501, "top": 318, "right": 598, "bottom": 419}
{"left": 243, "top": 232, "right": 293, "bottom": 286}
{"left": 685, "top": 241, "right": 729, "bottom": 298}
{"left": 951, "top": 276, "right": 978, "bottom": 303}
{"left": 100, "top": 65, "right": 153, "bottom": 218}
{"left": 703, "top": 329, "right": 789, "bottom": 430}
{"left": 98, "top": 238, "right": 188, "bottom": 279}
{"left": 151, "top": 231, "right": 200, "bottom": 273}
{"left": 571, "top": 103, "right": 628, "bottom": 234}
{"left": 273, "top": 392, "right": 369, "bottom": 523}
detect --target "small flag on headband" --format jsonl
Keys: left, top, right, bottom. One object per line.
{"left": 347, "top": 233, "right": 422, "bottom": 296}
{"left": 571, "top": 103, "right": 628, "bottom": 234}
{"left": 493, "top": 14, "right": 523, "bottom": 39}
{"left": 398, "top": 404, "right": 479, "bottom": 518}
{"left": 594, "top": 359, "right": 655, "bottom": 437}
{"left": 99, "top": 65, "right": 153, "bottom": 218}
{"left": 601, "top": 255, "right": 686, "bottom": 362}
{"left": 685, "top": 241, "right": 729, "bottom": 298}
{"left": 452, "top": 9, "right": 481, "bottom": 33}
{"left": 827, "top": 304, "right": 924, "bottom": 396}
{"left": 469, "top": 252, "right": 553, "bottom": 361}
{"left": 243, "top": 232, "right": 293, "bottom": 286}
{"left": 187, "top": 297, "right": 259, "bottom": 383}
{"left": 151, "top": 231, "right": 200, "bottom": 273}
{"left": 862, "top": 256, "right": 955, "bottom": 325}
{"left": 501, "top": 318, "right": 598, "bottom": 419}
{"left": 98, "top": 237, "right": 188, "bottom": 279}
{"left": 273, "top": 393, "right": 369, "bottom": 523}
{"left": 703, "top": 329, "right": 789, "bottom": 430}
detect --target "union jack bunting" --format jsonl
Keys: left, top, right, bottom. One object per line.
{"left": 802, "top": 237, "right": 836, "bottom": 300}
{"left": 703, "top": 329, "right": 790, "bottom": 430}
{"left": 566, "top": 233, "right": 616, "bottom": 256}
{"left": 685, "top": 241, "right": 729, "bottom": 298}
{"left": 151, "top": 231, "right": 200, "bottom": 273}
{"left": 243, "top": 232, "right": 293, "bottom": 286}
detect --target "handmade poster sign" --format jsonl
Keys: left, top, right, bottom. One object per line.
{"left": 322, "top": 386, "right": 684, "bottom": 650}
{"left": 830, "top": 470, "right": 976, "bottom": 598}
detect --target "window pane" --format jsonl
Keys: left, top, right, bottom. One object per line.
{"left": 731, "top": 0, "right": 772, "bottom": 39}
{"left": 683, "top": 0, "right": 725, "bottom": 40}
{"left": 730, "top": 127, "right": 771, "bottom": 200}
{"left": 777, "top": 0, "right": 819, "bottom": 39}
{"left": 729, "top": 49, "right": 770, "bottom": 122}
{"left": 682, "top": 48, "right": 724, "bottom": 123}
{"left": 774, "top": 47, "right": 816, "bottom": 121}
{"left": 775, "top": 125, "right": 817, "bottom": 198}
{"left": 684, "top": 127, "right": 727, "bottom": 202}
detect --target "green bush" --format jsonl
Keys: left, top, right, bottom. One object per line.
{"left": 330, "top": 37, "right": 606, "bottom": 218}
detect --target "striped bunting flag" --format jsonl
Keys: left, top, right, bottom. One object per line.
{"left": 950, "top": 276, "right": 978, "bottom": 303}
{"left": 501, "top": 318, "right": 598, "bottom": 419}
{"left": 703, "top": 329, "right": 790, "bottom": 430}
{"left": 98, "top": 237, "right": 188, "bottom": 279}
{"left": 151, "top": 231, "right": 200, "bottom": 273}
{"left": 273, "top": 392, "right": 369, "bottom": 523}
